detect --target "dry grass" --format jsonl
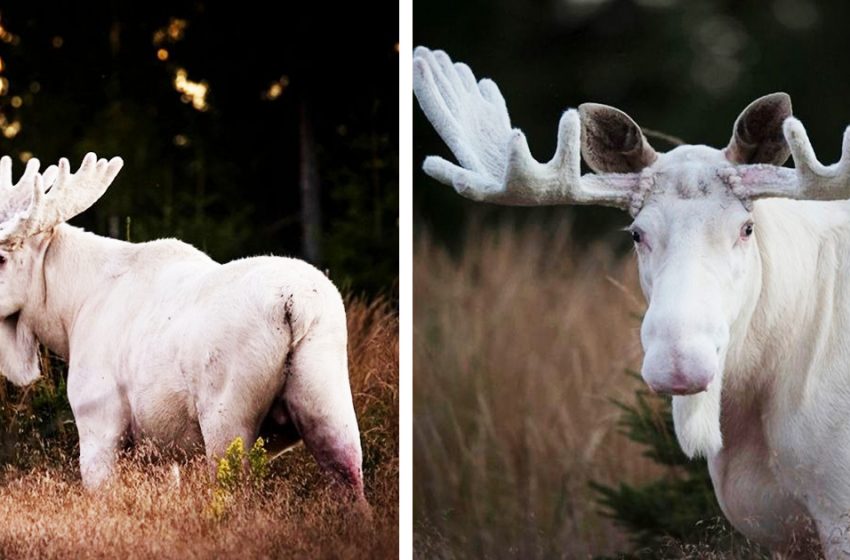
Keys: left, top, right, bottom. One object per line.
{"left": 413, "top": 221, "right": 660, "bottom": 558}
{"left": 0, "top": 297, "right": 398, "bottom": 560}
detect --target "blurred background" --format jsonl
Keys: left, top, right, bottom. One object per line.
{"left": 0, "top": 0, "right": 398, "bottom": 297}
{"left": 413, "top": 0, "right": 841, "bottom": 557}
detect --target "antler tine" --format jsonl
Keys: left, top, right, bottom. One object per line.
{"left": 52, "top": 157, "right": 71, "bottom": 191}
{"left": 0, "top": 156, "right": 12, "bottom": 190}
{"left": 17, "top": 158, "right": 41, "bottom": 188}
{"left": 413, "top": 46, "right": 640, "bottom": 210}
{"left": 40, "top": 164, "right": 59, "bottom": 190}
{"left": 742, "top": 117, "right": 850, "bottom": 202}
{"left": 785, "top": 117, "right": 850, "bottom": 200}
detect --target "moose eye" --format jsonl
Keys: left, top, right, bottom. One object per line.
{"left": 740, "top": 221, "right": 754, "bottom": 240}
{"left": 0, "top": 255, "right": 7, "bottom": 266}
{"left": 630, "top": 228, "right": 643, "bottom": 244}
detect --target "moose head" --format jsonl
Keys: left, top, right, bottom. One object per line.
{"left": 0, "top": 154, "right": 122, "bottom": 386}
{"left": 413, "top": 46, "right": 850, "bottom": 456}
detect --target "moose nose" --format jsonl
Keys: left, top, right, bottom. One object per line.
{"left": 641, "top": 338, "right": 718, "bottom": 396}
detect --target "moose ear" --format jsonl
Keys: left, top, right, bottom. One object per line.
{"left": 0, "top": 315, "right": 40, "bottom": 387}
{"left": 579, "top": 103, "right": 658, "bottom": 173}
{"left": 725, "top": 93, "right": 792, "bottom": 165}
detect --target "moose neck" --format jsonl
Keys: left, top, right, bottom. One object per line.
{"left": 22, "top": 223, "right": 132, "bottom": 359}
{"left": 731, "top": 199, "right": 850, "bottom": 387}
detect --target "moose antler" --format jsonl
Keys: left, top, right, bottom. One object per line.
{"left": 413, "top": 46, "right": 642, "bottom": 209}
{"left": 416, "top": 47, "right": 850, "bottom": 210}
{"left": 0, "top": 153, "right": 123, "bottom": 246}
{"left": 733, "top": 119, "right": 850, "bottom": 201}
{"left": 36, "top": 153, "right": 124, "bottom": 231}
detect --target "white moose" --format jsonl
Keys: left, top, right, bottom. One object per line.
{"left": 415, "top": 46, "right": 850, "bottom": 555}
{"left": 0, "top": 154, "right": 365, "bottom": 502}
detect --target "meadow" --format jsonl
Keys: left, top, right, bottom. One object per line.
{"left": 0, "top": 297, "right": 398, "bottom": 559}
{"left": 413, "top": 220, "right": 660, "bottom": 557}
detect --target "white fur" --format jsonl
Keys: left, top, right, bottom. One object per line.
{"left": 672, "top": 387, "right": 722, "bottom": 459}
{"left": 0, "top": 186, "right": 365, "bottom": 500}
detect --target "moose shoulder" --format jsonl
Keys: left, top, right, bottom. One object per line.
{"left": 0, "top": 154, "right": 366, "bottom": 504}
{"left": 414, "top": 46, "right": 850, "bottom": 556}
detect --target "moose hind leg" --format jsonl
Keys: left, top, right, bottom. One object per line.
{"left": 198, "top": 401, "right": 259, "bottom": 476}
{"left": 283, "top": 337, "right": 365, "bottom": 502}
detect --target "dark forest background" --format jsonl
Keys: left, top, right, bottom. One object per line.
{"left": 414, "top": 0, "right": 848, "bottom": 250}
{"left": 0, "top": 0, "right": 398, "bottom": 297}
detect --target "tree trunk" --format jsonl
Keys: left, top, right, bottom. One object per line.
{"left": 299, "top": 94, "right": 321, "bottom": 265}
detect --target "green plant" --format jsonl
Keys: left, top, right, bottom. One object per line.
{"left": 590, "top": 372, "right": 765, "bottom": 557}
{"left": 0, "top": 349, "right": 76, "bottom": 469}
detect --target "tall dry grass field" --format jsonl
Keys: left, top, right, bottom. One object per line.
{"left": 0, "top": 298, "right": 398, "bottom": 559}
{"left": 414, "top": 222, "right": 660, "bottom": 558}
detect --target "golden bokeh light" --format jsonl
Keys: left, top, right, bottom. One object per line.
{"left": 154, "top": 17, "right": 188, "bottom": 46}
{"left": 262, "top": 76, "right": 290, "bottom": 101}
{"left": 266, "top": 83, "right": 282, "bottom": 100}
{"left": 157, "top": 48, "right": 169, "bottom": 61}
{"left": 174, "top": 68, "right": 209, "bottom": 111}
{"left": 3, "top": 120, "right": 21, "bottom": 139}
{"left": 167, "top": 18, "right": 187, "bottom": 41}
{"left": 0, "top": 22, "right": 18, "bottom": 45}
{"left": 52, "top": 36, "right": 64, "bottom": 48}
{"left": 19, "top": 151, "right": 32, "bottom": 162}
{"left": 10, "top": 96, "right": 22, "bottom": 108}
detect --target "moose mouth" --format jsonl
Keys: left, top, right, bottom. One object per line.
{"left": 658, "top": 383, "right": 709, "bottom": 396}
{"left": 646, "top": 371, "right": 713, "bottom": 396}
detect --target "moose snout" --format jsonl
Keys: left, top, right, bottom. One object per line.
{"left": 641, "top": 338, "right": 720, "bottom": 395}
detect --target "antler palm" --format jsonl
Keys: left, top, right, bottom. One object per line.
{"left": 413, "top": 46, "right": 519, "bottom": 196}
{"left": 413, "top": 46, "right": 639, "bottom": 207}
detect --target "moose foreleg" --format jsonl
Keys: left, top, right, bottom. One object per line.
{"left": 67, "top": 367, "right": 129, "bottom": 489}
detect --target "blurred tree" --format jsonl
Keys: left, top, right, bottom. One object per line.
{"left": 299, "top": 93, "right": 321, "bottom": 265}
{"left": 323, "top": 104, "right": 398, "bottom": 295}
